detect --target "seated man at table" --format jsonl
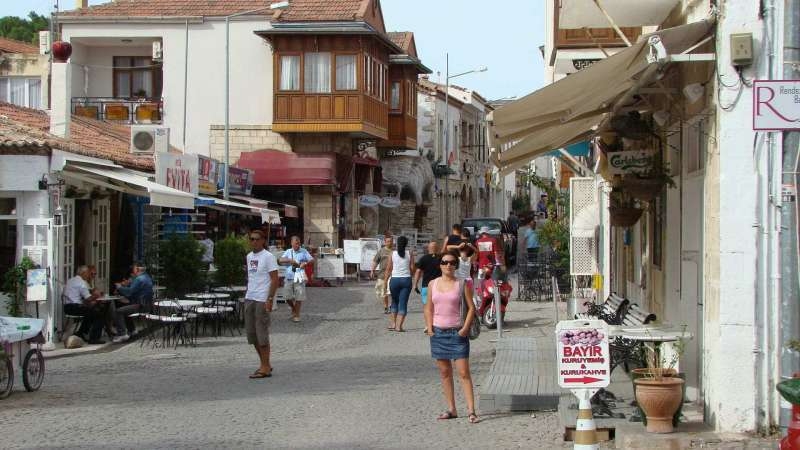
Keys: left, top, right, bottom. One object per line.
{"left": 64, "top": 265, "right": 106, "bottom": 344}
{"left": 112, "top": 263, "right": 154, "bottom": 343}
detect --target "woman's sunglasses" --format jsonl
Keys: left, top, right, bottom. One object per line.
{"left": 440, "top": 260, "right": 458, "bottom": 267}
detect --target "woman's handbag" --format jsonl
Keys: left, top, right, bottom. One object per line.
{"left": 459, "top": 280, "right": 481, "bottom": 340}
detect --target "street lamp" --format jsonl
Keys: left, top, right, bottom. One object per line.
{"left": 223, "top": 2, "right": 289, "bottom": 202}
{"left": 443, "top": 53, "right": 486, "bottom": 231}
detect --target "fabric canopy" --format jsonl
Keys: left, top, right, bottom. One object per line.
{"left": 237, "top": 150, "right": 337, "bottom": 186}
{"left": 490, "top": 19, "right": 714, "bottom": 175}
{"left": 65, "top": 163, "right": 196, "bottom": 209}
{"left": 559, "top": 0, "right": 680, "bottom": 28}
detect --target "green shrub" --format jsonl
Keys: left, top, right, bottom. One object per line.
{"left": 159, "top": 234, "right": 206, "bottom": 298}
{"left": 1, "top": 257, "right": 36, "bottom": 317}
{"left": 215, "top": 234, "right": 249, "bottom": 287}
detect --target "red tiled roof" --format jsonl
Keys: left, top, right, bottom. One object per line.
{"left": 59, "top": 0, "right": 276, "bottom": 18}
{"left": 272, "top": 0, "right": 367, "bottom": 22}
{"left": 0, "top": 37, "right": 39, "bottom": 54}
{"left": 0, "top": 102, "right": 154, "bottom": 170}
{"left": 387, "top": 32, "right": 412, "bottom": 52}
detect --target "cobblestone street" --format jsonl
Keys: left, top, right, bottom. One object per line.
{"left": 1, "top": 282, "right": 567, "bottom": 449}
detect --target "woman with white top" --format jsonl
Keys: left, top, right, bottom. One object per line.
{"left": 384, "top": 235, "right": 415, "bottom": 332}
{"left": 455, "top": 229, "right": 477, "bottom": 290}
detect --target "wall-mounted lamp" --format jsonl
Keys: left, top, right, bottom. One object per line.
{"left": 653, "top": 110, "right": 670, "bottom": 127}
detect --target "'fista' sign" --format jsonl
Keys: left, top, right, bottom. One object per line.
{"left": 156, "top": 152, "right": 199, "bottom": 195}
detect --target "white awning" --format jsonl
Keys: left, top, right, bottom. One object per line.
{"left": 230, "top": 195, "right": 282, "bottom": 224}
{"left": 196, "top": 195, "right": 280, "bottom": 223}
{"left": 490, "top": 19, "right": 714, "bottom": 174}
{"left": 559, "top": 0, "right": 680, "bottom": 29}
{"left": 64, "top": 163, "right": 196, "bottom": 209}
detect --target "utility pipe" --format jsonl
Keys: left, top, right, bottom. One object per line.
{"left": 780, "top": 0, "right": 800, "bottom": 432}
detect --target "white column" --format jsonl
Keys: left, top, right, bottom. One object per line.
{"left": 49, "top": 62, "right": 71, "bottom": 139}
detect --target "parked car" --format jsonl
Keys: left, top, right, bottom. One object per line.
{"left": 460, "top": 217, "right": 517, "bottom": 266}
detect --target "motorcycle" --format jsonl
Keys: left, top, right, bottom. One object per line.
{"left": 475, "top": 264, "right": 512, "bottom": 329}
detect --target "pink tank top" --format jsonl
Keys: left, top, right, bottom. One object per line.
{"left": 431, "top": 278, "right": 462, "bottom": 329}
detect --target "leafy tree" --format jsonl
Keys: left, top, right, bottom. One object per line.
{"left": 0, "top": 12, "right": 50, "bottom": 44}
{"left": 214, "top": 234, "right": 249, "bottom": 287}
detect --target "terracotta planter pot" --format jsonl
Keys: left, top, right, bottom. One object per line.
{"left": 634, "top": 377, "right": 685, "bottom": 433}
{"left": 609, "top": 206, "right": 643, "bottom": 227}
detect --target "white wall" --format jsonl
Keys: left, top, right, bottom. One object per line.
{"left": 62, "top": 18, "right": 275, "bottom": 156}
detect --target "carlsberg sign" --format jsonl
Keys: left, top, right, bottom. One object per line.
{"left": 607, "top": 150, "right": 655, "bottom": 175}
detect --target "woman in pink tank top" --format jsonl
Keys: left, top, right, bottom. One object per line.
{"left": 423, "top": 249, "right": 479, "bottom": 424}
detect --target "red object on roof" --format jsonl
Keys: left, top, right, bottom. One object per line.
{"left": 238, "top": 150, "right": 337, "bottom": 186}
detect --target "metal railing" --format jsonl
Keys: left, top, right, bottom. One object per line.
{"left": 70, "top": 97, "right": 164, "bottom": 124}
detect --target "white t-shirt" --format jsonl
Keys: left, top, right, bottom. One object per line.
{"left": 246, "top": 249, "right": 279, "bottom": 302}
{"left": 455, "top": 255, "right": 472, "bottom": 280}
{"left": 391, "top": 250, "right": 412, "bottom": 278}
{"left": 64, "top": 275, "right": 91, "bottom": 304}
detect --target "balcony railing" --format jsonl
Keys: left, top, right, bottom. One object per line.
{"left": 70, "top": 97, "right": 163, "bottom": 124}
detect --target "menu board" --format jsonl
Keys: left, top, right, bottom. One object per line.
{"left": 343, "top": 240, "right": 362, "bottom": 264}
{"left": 315, "top": 254, "right": 344, "bottom": 279}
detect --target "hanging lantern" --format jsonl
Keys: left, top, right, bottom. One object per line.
{"left": 52, "top": 41, "right": 72, "bottom": 63}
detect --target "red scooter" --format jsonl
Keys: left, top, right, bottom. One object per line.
{"left": 475, "top": 263, "right": 512, "bottom": 329}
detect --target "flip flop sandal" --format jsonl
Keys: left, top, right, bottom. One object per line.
{"left": 468, "top": 412, "right": 480, "bottom": 424}
{"left": 437, "top": 411, "right": 458, "bottom": 420}
{"left": 387, "top": 326, "right": 396, "bottom": 331}
{"left": 395, "top": 329, "right": 406, "bottom": 332}
{"left": 249, "top": 370, "right": 272, "bottom": 379}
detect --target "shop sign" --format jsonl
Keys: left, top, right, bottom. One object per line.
{"left": 359, "top": 194, "right": 381, "bottom": 207}
{"left": 155, "top": 152, "right": 198, "bottom": 195}
{"left": 556, "top": 320, "right": 610, "bottom": 389}
{"left": 753, "top": 80, "right": 800, "bottom": 130}
{"left": 197, "top": 155, "right": 220, "bottom": 195}
{"left": 227, "top": 167, "right": 253, "bottom": 195}
{"left": 607, "top": 150, "right": 655, "bottom": 175}
{"left": 380, "top": 196, "right": 401, "bottom": 208}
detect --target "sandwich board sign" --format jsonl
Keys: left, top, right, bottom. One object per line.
{"left": 556, "top": 319, "right": 610, "bottom": 389}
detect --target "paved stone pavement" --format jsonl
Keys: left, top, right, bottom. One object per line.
{"left": 1, "top": 281, "right": 570, "bottom": 450}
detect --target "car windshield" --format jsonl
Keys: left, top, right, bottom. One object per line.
{"left": 462, "top": 220, "right": 503, "bottom": 236}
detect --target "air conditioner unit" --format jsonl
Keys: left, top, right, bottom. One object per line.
{"left": 152, "top": 40, "right": 163, "bottom": 61}
{"left": 39, "top": 31, "right": 51, "bottom": 56}
{"left": 130, "top": 126, "right": 169, "bottom": 154}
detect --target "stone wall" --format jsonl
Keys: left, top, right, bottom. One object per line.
{"left": 208, "top": 125, "right": 292, "bottom": 164}
{"left": 303, "top": 186, "right": 336, "bottom": 247}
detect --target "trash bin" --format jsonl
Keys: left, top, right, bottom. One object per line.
{"left": 567, "top": 297, "right": 580, "bottom": 319}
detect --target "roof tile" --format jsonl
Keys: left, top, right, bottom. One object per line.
{"left": 273, "top": 0, "right": 365, "bottom": 22}
{"left": 60, "top": 0, "right": 277, "bottom": 18}
{"left": 0, "top": 37, "right": 39, "bottom": 54}
{"left": 0, "top": 102, "right": 153, "bottom": 170}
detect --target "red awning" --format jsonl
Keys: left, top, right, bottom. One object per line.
{"left": 238, "top": 150, "right": 336, "bottom": 186}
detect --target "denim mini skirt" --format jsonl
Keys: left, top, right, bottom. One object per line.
{"left": 430, "top": 327, "right": 470, "bottom": 360}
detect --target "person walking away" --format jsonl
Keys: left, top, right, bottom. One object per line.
{"left": 63, "top": 265, "right": 106, "bottom": 344}
{"left": 112, "top": 263, "right": 153, "bottom": 343}
{"left": 441, "top": 223, "right": 463, "bottom": 252}
{"left": 244, "top": 230, "right": 279, "bottom": 379}
{"left": 424, "top": 249, "right": 480, "bottom": 424}
{"left": 414, "top": 241, "right": 442, "bottom": 306}
{"left": 279, "top": 236, "right": 313, "bottom": 323}
{"left": 524, "top": 219, "right": 541, "bottom": 261}
{"left": 370, "top": 234, "right": 393, "bottom": 314}
{"left": 507, "top": 211, "right": 520, "bottom": 235}
{"left": 384, "top": 235, "right": 414, "bottom": 332}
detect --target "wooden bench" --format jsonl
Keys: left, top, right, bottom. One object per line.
{"left": 575, "top": 293, "right": 629, "bottom": 325}
{"left": 609, "top": 303, "right": 657, "bottom": 373}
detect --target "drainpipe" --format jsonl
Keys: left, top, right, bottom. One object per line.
{"left": 780, "top": 0, "right": 800, "bottom": 432}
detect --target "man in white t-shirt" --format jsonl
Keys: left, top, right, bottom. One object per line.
{"left": 244, "top": 229, "right": 279, "bottom": 379}
{"left": 64, "top": 265, "right": 106, "bottom": 344}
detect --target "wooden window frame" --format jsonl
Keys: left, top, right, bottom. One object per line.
{"left": 277, "top": 53, "right": 302, "bottom": 92}
{"left": 389, "top": 80, "right": 401, "bottom": 112}
{"left": 112, "top": 56, "right": 162, "bottom": 99}
{"left": 333, "top": 53, "right": 359, "bottom": 92}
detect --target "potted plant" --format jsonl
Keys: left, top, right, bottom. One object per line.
{"left": 609, "top": 191, "right": 644, "bottom": 227}
{"left": 617, "top": 163, "right": 676, "bottom": 202}
{"left": 214, "top": 234, "right": 248, "bottom": 287}
{"left": 633, "top": 336, "right": 687, "bottom": 433}
{"left": 1, "top": 257, "right": 36, "bottom": 317}
{"left": 157, "top": 234, "right": 206, "bottom": 298}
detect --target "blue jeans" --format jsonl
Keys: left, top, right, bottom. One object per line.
{"left": 389, "top": 277, "right": 412, "bottom": 315}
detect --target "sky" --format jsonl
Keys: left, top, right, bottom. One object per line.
{"left": 3, "top": 0, "right": 546, "bottom": 100}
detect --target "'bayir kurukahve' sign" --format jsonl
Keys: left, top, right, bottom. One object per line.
{"left": 556, "top": 319, "right": 611, "bottom": 389}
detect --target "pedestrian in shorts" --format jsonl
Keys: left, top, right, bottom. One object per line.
{"left": 244, "top": 230, "right": 279, "bottom": 379}
{"left": 279, "top": 236, "right": 313, "bottom": 323}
